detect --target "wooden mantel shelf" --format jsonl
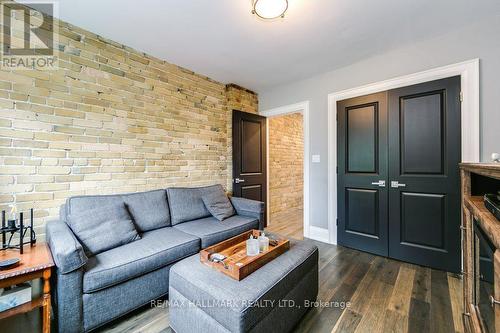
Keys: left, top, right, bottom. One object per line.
{"left": 460, "top": 163, "right": 500, "bottom": 180}
{"left": 465, "top": 196, "right": 500, "bottom": 248}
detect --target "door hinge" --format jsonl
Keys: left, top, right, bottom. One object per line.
{"left": 460, "top": 91, "right": 463, "bottom": 102}
{"left": 336, "top": 166, "right": 338, "bottom": 174}
{"left": 336, "top": 218, "right": 338, "bottom": 226}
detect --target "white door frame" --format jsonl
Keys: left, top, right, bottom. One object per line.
{"left": 327, "top": 58, "right": 480, "bottom": 244}
{"left": 260, "top": 101, "right": 311, "bottom": 239}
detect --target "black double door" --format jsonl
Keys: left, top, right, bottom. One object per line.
{"left": 337, "top": 77, "right": 461, "bottom": 273}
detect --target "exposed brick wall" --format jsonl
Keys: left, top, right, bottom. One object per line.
{"left": 268, "top": 113, "right": 303, "bottom": 217}
{"left": 226, "top": 84, "right": 258, "bottom": 114}
{"left": 0, "top": 6, "right": 257, "bottom": 239}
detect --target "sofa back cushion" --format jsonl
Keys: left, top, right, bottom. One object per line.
{"left": 167, "top": 185, "right": 224, "bottom": 225}
{"left": 123, "top": 190, "right": 170, "bottom": 232}
{"left": 67, "top": 202, "right": 140, "bottom": 256}
{"left": 65, "top": 194, "right": 124, "bottom": 221}
{"left": 63, "top": 190, "right": 171, "bottom": 233}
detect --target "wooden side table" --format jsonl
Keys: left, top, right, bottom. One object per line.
{"left": 0, "top": 243, "right": 54, "bottom": 333}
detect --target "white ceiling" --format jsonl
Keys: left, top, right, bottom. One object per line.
{"left": 51, "top": 0, "right": 500, "bottom": 92}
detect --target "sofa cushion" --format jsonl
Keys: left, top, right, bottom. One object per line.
{"left": 67, "top": 202, "right": 140, "bottom": 257}
{"left": 167, "top": 185, "right": 224, "bottom": 225}
{"left": 123, "top": 189, "right": 170, "bottom": 232}
{"left": 83, "top": 227, "right": 200, "bottom": 293}
{"left": 64, "top": 194, "right": 124, "bottom": 222}
{"left": 202, "top": 190, "right": 235, "bottom": 221}
{"left": 173, "top": 215, "right": 259, "bottom": 248}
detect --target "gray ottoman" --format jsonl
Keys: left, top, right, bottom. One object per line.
{"left": 169, "top": 239, "right": 318, "bottom": 333}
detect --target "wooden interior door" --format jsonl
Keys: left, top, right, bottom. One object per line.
{"left": 388, "top": 76, "right": 461, "bottom": 273}
{"left": 337, "top": 92, "right": 389, "bottom": 256}
{"left": 232, "top": 110, "right": 267, "bottom": 224}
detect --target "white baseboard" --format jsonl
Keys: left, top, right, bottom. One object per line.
{"left": 307, "top": 226, "right": 331, "bottom": 244}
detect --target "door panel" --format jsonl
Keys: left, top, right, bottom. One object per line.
{"left": 232, "top": 110, "right": 267, "bottom": 225}
{"left": 388, "top": 76, "right": 461, "bottom": 273}
{"left": 400, "top": 91, "right": 444, "bottom": 174}
{"left": 241, "top": 185, "right": 263, "bottom": 202}
{"left": 400, "top": 192, "right": 445, "bottom": 250}
{"left": 347, "top": 104, "right": 378, "bottom": 173}
{"left": 337, "top": 92, "right": 388, "bottom": 256}
{"left": 241, "top": 120, "right": 262, "bottom": 174}
{"left": 345, "top": 188, "right": 379, "bottom": 237}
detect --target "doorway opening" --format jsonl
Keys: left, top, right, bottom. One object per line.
{"left": 260, "top": 101, "right": 311, "bottom": 241}
{"left": 267, "top": 112, "right": 304, "bottom": 239}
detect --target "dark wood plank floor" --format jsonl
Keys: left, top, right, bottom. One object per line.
{"left": 99, "top": 209, "right": 463, "bottom": 333}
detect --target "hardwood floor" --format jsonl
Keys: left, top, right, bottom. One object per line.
{"left": 268, "top": 207, "right": 304, "bottom": 239}
{"left": 98, "top": 209, "right": 463, "bottom": 333}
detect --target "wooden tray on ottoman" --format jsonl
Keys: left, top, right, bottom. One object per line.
{"left": 200, "top": 230, "right": 289, "bottom": 281}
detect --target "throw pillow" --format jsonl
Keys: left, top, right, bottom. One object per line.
{"left": 123, "top": 190, "right": 170, "bottom": 232}
{"left": 202, "top": 189, "right": 235, "bottom": 221}
{"left": 67, "top": 202, "right": 140, "bottom": 256}
{"left": 167, "top": 184, "right": 223, "bottom": 225}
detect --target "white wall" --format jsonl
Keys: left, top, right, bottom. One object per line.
{"left": 259, "top": 16, "right": 500, "bottom": 229}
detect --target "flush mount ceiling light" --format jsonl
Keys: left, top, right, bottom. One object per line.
{"left": 252, "top": 0, "right": 288, "bottom": 19}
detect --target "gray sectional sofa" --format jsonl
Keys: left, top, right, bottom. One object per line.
{"left": 46, "top": 184, "right": 265, "bottom": 333}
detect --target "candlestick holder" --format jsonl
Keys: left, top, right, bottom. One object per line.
{"left": 1, "top": 208, "right": 36, "bottom": 254}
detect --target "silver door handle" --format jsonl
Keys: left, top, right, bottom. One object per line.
{"left": 391, "top": 181, "right": 406, "bottom": 188}
{"left": 371, "top": 180, "right": 385, "bottom": 187}
{"left": 234, "top": 178, "right": 245, "bottom": 184}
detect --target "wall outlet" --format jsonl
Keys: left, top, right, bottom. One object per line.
{"left": 492, "top": 152, "right": 500, "bottom": 162}
{"left": 312, "top": 155, "right": 321, "bottom": 163}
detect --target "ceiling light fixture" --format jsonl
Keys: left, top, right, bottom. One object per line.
{"left": 252, "top": 0, "right": 288, "bottom": 19}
